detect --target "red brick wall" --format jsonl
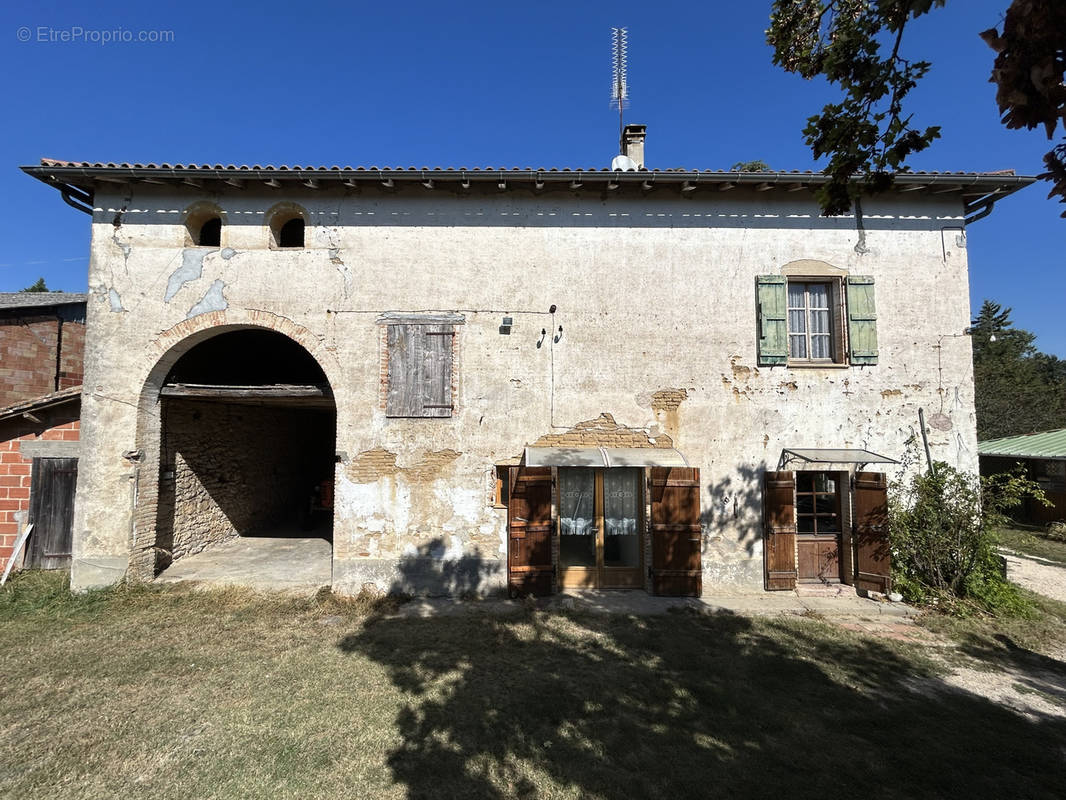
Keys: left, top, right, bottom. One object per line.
{"left": 0, "top": 313, "right": 86, "bottom": 407}
{"left": 0, "top": 414, "right": 80, "bottom": 574}
{"left": 58, "top": 320, "right": 85, "bottom": 390}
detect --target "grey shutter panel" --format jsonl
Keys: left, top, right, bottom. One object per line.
{"left": 387, "top": 324, "right": 420, "bottom": 417}
{"left": 756, "top": 275, "right": 788, "bottom": 366}
{"left": 387, "top": 324, "right": 454, "bottom": 417}
{"left": 846, "top": 276, "right": 878, "bottom": 365}
{"left": 421, "top": 325, "right": 454, "bottom": 418}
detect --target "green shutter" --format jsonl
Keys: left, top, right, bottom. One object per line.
{"left": 756, "top": 275, "right": 787, "bottom": 366}
{"left": 846, "top": 276, "right": 878, "bottom": 365}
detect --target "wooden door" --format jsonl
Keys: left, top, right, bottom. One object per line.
{"left": 507, "top": 466, "right": 554, "bottom": 597}
{"left": 795, "top": 471, "right": 844, "bottom": 583}
{"left": 558, "top": 468, "right": 644, "bottom": 589}
{"left": 26, "top": 457, "right": 77, "bottom": 570}
{"left": 853, "top": 471, "right": 891, "bottom": 593}
{"left": 650, "top": 467, "right": 702, "bottom": 596}
{"left": 764, "top": 471, "right": 797, "bottom": 590}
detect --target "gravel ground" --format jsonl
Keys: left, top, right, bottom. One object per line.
{"left": 1002, "top": 550, "right": 1066, "bottom": 604}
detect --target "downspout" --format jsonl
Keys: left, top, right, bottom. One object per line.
{"left": 60, "top": 185, "right": 94, "bottom": 215}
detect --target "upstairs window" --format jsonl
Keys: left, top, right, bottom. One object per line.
{"left": 197, "top": 217, "right": 222, "bottom": 247}
{"left": 756, "top": 274, "right": 878, "bottom": 366}
{"left": 268, "top": 205, "right": 307, "bottom": 249}
{"left": 183, "top": 203, "right": 225, "bottom": 247}
{"left": 787, "top": 282, "right": 834, "bottom": 361}
{"left": 277, "top": 218, "right": 305, "bottom": 248}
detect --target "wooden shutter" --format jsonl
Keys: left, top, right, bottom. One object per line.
{"left": 26, "top": 457, "right": 77, "bottom": 570}
{"left": 846, "top": 276, "right": 878, "bottom": 365}
{"left": 853, "top": 471, "right": 891, "bottom": 593}
{"left": 421, "top": 325, "right": 454, "bottom": 418}
{"left": 650, "top": 467, "right": 702, "bottom": 596}
{"left": 386, "top": 324, "right": 454, "bottom": 417}
{"left": 507, "top": 466, "right": 553, "bottom": 597}
{"left": 756, "top": 275, "right": 788, "bottom": 366}
{"left": 764, "top": 470, "right": 797, "bottom": 590}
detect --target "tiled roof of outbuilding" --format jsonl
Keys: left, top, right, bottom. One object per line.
{"left": 0, "top": 292, "right": 87, "bottom": 310}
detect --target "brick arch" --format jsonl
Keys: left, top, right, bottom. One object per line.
{"left": 129, "top": 312, "right": 339, "bottom": 581}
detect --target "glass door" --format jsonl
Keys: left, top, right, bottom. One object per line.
{"left": 559, "top": 468, "right": 597, "bottom": 588}
{"left": 558, "top": 468, "right": 643, "bottom": 589}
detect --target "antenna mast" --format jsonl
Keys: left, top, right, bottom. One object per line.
{"left": 610, "top": 27, "right": 629, "bottom": 146}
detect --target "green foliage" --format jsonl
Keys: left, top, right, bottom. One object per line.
{"left": 730, "top": 160, "right": 772, "bottom": 172}
{"left": 970, "top": 300, "right": 1066, "bottom": 439}
{"left": 19, "top": 277, "right": 49, "bottom": 292}
{"left": 980, "top": 1, "right": 1066, "bottom": 217}
{"left": 767, "top": 1, "right": 1066, "bottom": 216}
{"left": 889, "top": 458, "right": 1047, "bottom": 615}
{"left": 767, "top": 0, "right": 945, "bottom": 215}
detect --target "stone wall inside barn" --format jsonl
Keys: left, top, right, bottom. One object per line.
{"left": 157, "top": 399, "right": 333, "bottom": 566}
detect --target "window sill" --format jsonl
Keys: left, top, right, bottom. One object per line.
{"left": 787, "top": 362, "right": 850, "bottom": 369}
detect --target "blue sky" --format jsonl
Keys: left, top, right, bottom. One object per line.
{"left": 2, "top": 1, "right": 1062, "bottom": 355}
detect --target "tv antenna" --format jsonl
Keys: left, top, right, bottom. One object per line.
{"left": 610, "top": 27, "right": 629, "bottom": 141}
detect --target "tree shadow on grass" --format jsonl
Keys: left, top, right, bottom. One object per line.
{"left": 338, "top": 606, "right": 1066, "bottom": 799}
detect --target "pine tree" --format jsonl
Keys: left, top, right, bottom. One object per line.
{"left": 971, "top": 301, "right": 1066, "bottom": 439}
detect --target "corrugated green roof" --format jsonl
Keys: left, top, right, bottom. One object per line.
{"left": 978, "top": 428, "right": 1066, "bottom": 460}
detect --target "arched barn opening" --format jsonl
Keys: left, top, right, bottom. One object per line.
{"left": 151, "top": 329, "right": 336, "bottom": 588}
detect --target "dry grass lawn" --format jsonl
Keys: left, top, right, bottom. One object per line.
{"left": 2, "top": 572, "right": 1065, "bottom": 799}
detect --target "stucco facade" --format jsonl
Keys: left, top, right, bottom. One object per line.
{"left": 23, "top": 156, "right": 1031, "bottom": 596}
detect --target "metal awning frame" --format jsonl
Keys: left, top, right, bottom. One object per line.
{"left": 778, "top": 448, "right": 899, "bottom": 471}
{"left": 523, "top": 446, "right": 689, "bottom": 469}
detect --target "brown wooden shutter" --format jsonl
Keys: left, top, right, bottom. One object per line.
{"left": 507, "top": 466, "right": 554, "bottom": 597}
{"left": 27, "top": 457, "right": 77, "bottom": 570}
{"left": 650, "top": 467, "right": 702, "bottom": 596}
{"left": 853, "top": 471, "right": 891, "bottom": 593}
{"left": 764, "top": 470, "right": 797, "bottom": 590}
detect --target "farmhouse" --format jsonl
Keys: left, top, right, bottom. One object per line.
{"left": 21, "top": 127, "right": 1032, "bottom": 597}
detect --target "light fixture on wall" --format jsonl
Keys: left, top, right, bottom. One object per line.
{"left": 499, "top": 316, "right": 513, "bottom": 335}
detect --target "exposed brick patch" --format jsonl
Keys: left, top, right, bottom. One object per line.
{"left": 348, "top": 447, "right": 401, "bottom": 483}
{"left": 346, "top": 447, "right": 462, "bottom": 484}
{"left": 650, "top": 389, "right": 688, "bottom": 412}
{"left": 532, "top": 413, "right": 665, "bottom": 448}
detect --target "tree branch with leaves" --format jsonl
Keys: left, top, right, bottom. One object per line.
{"left": 768, "top": 0, "right": 1066, "bottom": 216}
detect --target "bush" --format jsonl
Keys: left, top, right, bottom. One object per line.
{"left": 889, "top": 460, "right": 1047, "bottom": 615}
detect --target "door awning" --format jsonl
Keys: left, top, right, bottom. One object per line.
{"left": 524, "top": 446, "right": 690, "bottom": 468}
{"left": 782, "top": 448, "right": 899, "bottom": 465}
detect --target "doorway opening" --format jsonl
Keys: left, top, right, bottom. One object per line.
{"left": 152, "top": 329, "right": 336, "bottom": 581}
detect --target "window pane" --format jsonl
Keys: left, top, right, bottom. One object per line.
{"left": 814, "top": 473, "right": 836, "bottom": 493}
{"left": 817, "top": 515, "right": 841, "bottom": 533}
{"left": 810, "top": 310, "right": 830, "bottom": 334}
{"left": 808, "top": 283, "right": 829, "bottom": 308}
{"left": 604, "top": 469, "right": 641, "bottom": 567}
{"left": 788, "top": 283, "right": 806, "bottom": 308}
{"left": 789, "top": 335, "right": 807, "bottom": 359}
{"left": 560, "top": 469, "right": 596, "bottom": 567}
{"left": 788, "top": 309, "right": 806, "bottom": 333}
{"left": 796, "top": 515, "right": 815, "bottom": 533}
{"left": 815, "top": 494, "right": 837, "bottom": 514}
{"left": 796, "top": 494, "right": 814, "bottom": 516}
{"left": 797, "top": 472, "right": 815, "bottom": 491}
{"left": 811, "top": 334, "right": 831, "bottom": 359}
